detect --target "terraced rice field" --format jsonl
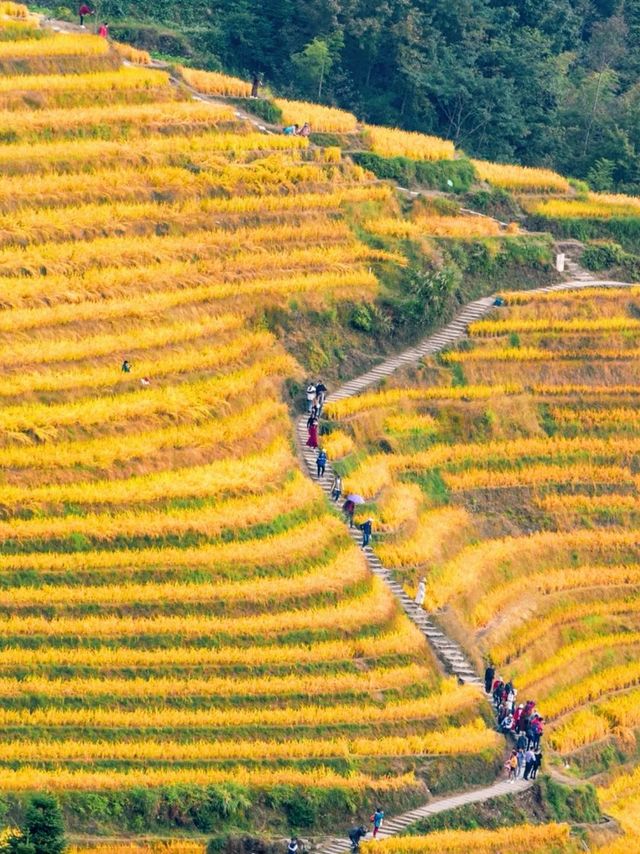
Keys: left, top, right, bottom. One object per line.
{"left": 325, "top": 285, "right": 640, "bottom": 847}
{"left": 0, "top": 7, "right": 501, "bottom": 829}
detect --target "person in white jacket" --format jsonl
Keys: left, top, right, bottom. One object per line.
{"left": 415, "top": 577, "right": 426, "bottom": 606}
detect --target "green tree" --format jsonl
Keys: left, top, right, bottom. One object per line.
{"left": 22, "top": 795, "right": 66, "bottom": 854}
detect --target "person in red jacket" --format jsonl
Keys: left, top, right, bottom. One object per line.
{"left": 78, "top": 3, "right": 94, "bottom": 25}
{"left": 98, "top": 21, "right": 109, "bottom": 37}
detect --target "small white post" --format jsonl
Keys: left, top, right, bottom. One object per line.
{"left": 556, "top": 253, "right": 565, "bottom": 272}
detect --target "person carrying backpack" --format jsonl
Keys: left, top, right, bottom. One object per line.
{"left": 316, "top": 448, "right": 327, "bottom": 478}
{"left": 359, "top": 518, "right": 372, "bottom": 549}
{"left": 348, "top": 826, "right": 367, "bottom": 853}
{"left": 370, "top": 808, "right": 384, "bottom": 838}
{"left": 342, "top": 498, "right": 355, "bottom": 528}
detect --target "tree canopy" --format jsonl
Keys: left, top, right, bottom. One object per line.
{"left": 106, "top": 0, "right": 640, "bottom": 190}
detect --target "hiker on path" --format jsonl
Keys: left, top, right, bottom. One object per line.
{"left": 348, "top": 826, "right": 367, "bottom": 853}
{"left": 516, "top": 731, "right": 527, "bottom": 752}
{"left": 516, "top": 748, "right": 526, "bottom": 778}
{"left": 506, "top": 750, "right": 518, "bottom": 783}
{"left": 251, "top": 73, "right": 261, "bottom": 98}
{"left": 306, "top": 383, "right": 316, "bottom": 412}
{"left": 343, "top": 498, "right": 355, "bottom": 528}
{"left": 121, "top": 359, "right": 131, "bottom": 373}
{"left": 530, "top": 715, "right": 544, "bottom": 749}
{"left": 531, "top": 748, "right": 543, "bottom": 779}
{"left": 287, "top": 839, "right": 298, "bottom": 854}
{"left": 283, "top": 123, "right": 298, "bottom": 135}
{"left": 78, "top": 3, "right": 94, "bottom": 25}
{"left": 98, "top": 21, "right": 109, "bottom": 37}
{"left": 415, "top": 576, "right": 426, "bottom": 606}
{"left": 523, "top": 747, "right": 535, "bottom": 780}
{"left": 316, "top": 448, "right": 327, "bottom": 478}
{"left": 315, "top": 380, "right": 327, "bottom": 410}
{"left": 370, "top": 808, "right": 384, "bottom": 838}
{"left": 484, "top": 664, "right": 495, "bottom": 694}
{"left": 359, "top": 518, "right": 372, "bottom": 549}
{"left": 298, "top": 122, "right": 311, "bottom": 137}
{"left": 306, "top": 415, "right": 318, "bottom": 449}
{"left": 331, "top": 473, "right": 342, "bottom": 501}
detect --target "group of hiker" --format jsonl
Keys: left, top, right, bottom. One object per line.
{"left": 305, "top": 380, "right": 373, "bottom": 550}
{"left": 78, "top": 4, "right": 109, "bottom": 35}
{"left": 283, "top": 122, "right": 312, "bottom": 137}
{"left": 485, "top": 666, "right": 544, "bottom": 782}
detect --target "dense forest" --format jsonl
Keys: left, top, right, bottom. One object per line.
{"left": 101, "top": 0, "right": 640, "bottom": 191}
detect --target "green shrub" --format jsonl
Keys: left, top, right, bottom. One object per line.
{"left": 230, "top": 98, "right": 282, "bottom": 124}
{"left": 349, "top": 303, "right": 374, "bottom": 332}
{"left": 581, "top": 241, "right": 625, "bottom": 271}
{"left": 351, "top": 152, "right": 475, "bottom": 192}
{"left": 463, "top": 187, "right": 520, "bottom": 220}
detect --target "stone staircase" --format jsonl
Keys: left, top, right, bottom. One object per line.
{"left": 317, "top": 779, "right": 531, "bottom": 854}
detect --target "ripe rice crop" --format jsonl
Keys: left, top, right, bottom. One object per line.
{"left": 0, "top": 32, "right": 109, "bottom": 57}
{"left": 370, "top": 826, "right": 575, "bottom": 854}
{"left": 2, "top": 547, "right": 366, "bottom": 608}
{"left": 0, "top": 186, "right": 389, "bottom": 249}
{"left": 112, "top": 42, "right": 152, "bottom": 65}
{"left": 0, "top": 66, "right": 169, "bottom": 96}
{"left": 363, "top": 824, "right": 573, "bottom": 854}
{"left": 366, "top": 215, "right": 505, "bottom": 238}
{"left": 365, "top": 125, "right": 455, "bottom": 161}
{"left": 0, "top": 3, "right": 31, "bottom": 18}
{"left": 469, "top": 316, "right": 640, "bottom": 336}
{"left": 0, "top": 684, "right": 477, "bottom": 730}
{"left": 0, "top": 765, "right": 418, "bottom": 793}
{"left": 275, "top": 98, "right": 358, "bottom": 132}
{"left": 0, "top": 132, "right": 308, "bottom": 177}
{"left": 531, "top": 193, "right": 640, "bottom": 219}
{"left": 180, "top": 65, "right": 251, "bottom": 97}
{"left": 0, "top": 622, "right": 425, "bottom": 671}
{"left": 71, "top": 844, "right": 203, "bottom": 854}
{"left": 0, "top": 660, "right": 427, "bottom": 695}
{"left": 1, "top": 721, "right": 498, "bottom": 762}
{"left": 0, "top": 100, "right": 235, "bottom": 139}
{"left": 471, "top": 159, "right": 570, "bottom": 193}
{"left": 378, "top": 509, "right": 472, "bottom": 568}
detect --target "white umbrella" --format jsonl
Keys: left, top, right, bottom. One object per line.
{"left": 346, "top": 494, "right": 365, "bottom": 504}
